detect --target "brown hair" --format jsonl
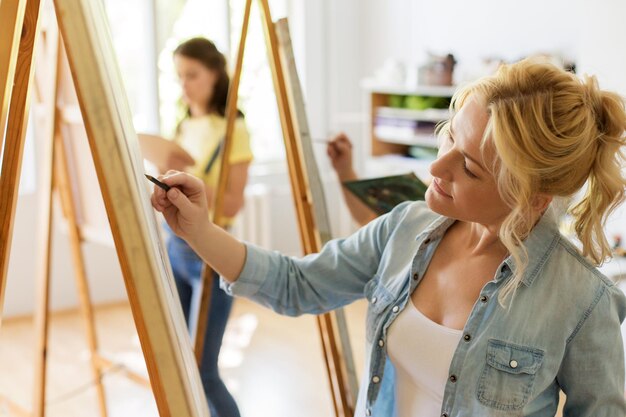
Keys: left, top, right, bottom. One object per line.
{"left": 174, "top": 37, "right": 239, "bottom": 118}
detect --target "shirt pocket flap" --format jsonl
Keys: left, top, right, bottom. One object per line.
{"left": 364, "top": 277, "right": 394, "bottom": 314}
{"left": 486, "top": 339, "right": 544, "bottom": 376}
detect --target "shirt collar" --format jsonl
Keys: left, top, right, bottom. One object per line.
{"left": 505, "top": 207, "right": 561, "bottom": 287}
{"left": 415, "top": 207, "right": 561, "bottom": 287}
{"left": 414, "top": 215, "right": 455, "bottom": 244}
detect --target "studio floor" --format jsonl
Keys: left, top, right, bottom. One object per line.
{"left": 0, "top": 298, "right": 367, "bottom": 417}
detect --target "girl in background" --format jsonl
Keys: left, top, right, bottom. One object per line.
{"left": 166, "top": 37, "right": 252, "bottom": 417}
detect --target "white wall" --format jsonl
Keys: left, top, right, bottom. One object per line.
{"left": 358, "top": 0, "right": 583, "bottom": 81}
{"left": 5, "top": 126, "right": 126, "bottom": 319}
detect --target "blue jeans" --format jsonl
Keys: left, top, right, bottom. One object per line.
{"left": 166, "top": 227, "right": 241, "bottom": 417}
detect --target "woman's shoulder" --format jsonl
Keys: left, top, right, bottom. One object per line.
{"left": 546, "top": 235, "right": 626, "bottom": 310}
{"left": 391, "top": 200, "right": 438, "bottom": 219}
{"left": 382, "top": 200, "right": 441, "bottom": 233}
{"left": 555, "top": 236, "right": 616, "bottom": 286}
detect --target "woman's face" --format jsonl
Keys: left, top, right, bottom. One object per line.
{"left": 426, "top": 97, "right": 511, "bottom": 227}
{"left": 174, "top": 54, "right": 217, "bottom": 110}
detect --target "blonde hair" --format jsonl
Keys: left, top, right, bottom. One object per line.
{"left": 443, "top": 57, "right": 626, "bottom": 307}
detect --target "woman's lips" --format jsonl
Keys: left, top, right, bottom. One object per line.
{"left": 432, "top": 179, "right": 452, "bottom": 198}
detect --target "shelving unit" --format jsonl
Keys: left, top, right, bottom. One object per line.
{"left": 362, "top": 79, "right": 456, "bottom": 157}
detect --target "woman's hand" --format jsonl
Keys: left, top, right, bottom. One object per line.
{"left": 326, "top": 133, "right": 356, "bottom": 180}
{"left": 150, "top": 170, "right": 210, "bottom": 243}
{"left": 150, "top": 170, "right": 247, "bottom": 282}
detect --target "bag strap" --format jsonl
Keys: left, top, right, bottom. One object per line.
{"left": 203, "top": 138, "right": 223, "bottom": 175}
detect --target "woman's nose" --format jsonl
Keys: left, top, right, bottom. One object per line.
{"left": 429, "top": 150, "right": 452, "bottom": 181}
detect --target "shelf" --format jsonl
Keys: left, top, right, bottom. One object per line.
{"left": 365, "top": 155, "right": 433, "bottom": 183}
{"left": 376, "top": 106, "right": 450, "bottom": 122}
{"left": 361, "top": 79, "right": 457, "bottom": 97}
{"left": 374, "top": 126, "right": 439, "bottom": 147}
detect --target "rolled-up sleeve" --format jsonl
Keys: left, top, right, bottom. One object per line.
{"left": 557, "top": 283, "right": 626, "bottom": 416}
{"left": 221, "top": 201, "right": 414, "bottom": 316}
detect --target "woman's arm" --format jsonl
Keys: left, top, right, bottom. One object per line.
{"left": 556, "top": 284, "right": 626, "bottom": 415}
{"left": 335, "top": 166, "right": 379, "bottom": 226}
{"left": 137, "top": 133, "right": 195, "bottom": 172}
{"left": 326, "top": 133, "right": 378, "bottom": 226}
{"left": 151, "top": 171, "right": 404, "bottom": 315}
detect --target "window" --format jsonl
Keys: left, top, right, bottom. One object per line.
{"left": 105, "top": 0, "right": 160, "bottom": 133}
{"left": 228, "top": 0, "right": 288, "bottom": 163}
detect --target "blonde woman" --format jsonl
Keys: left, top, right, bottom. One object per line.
{"left": 151, "top": 58, "right": 626, "bottom": 415}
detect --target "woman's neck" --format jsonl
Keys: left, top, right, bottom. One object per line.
{"left": 189, "top": 103, "right": 211, "bottom": 118}
{"left": 454, "top": 220, "right": 508, "bottom": 259}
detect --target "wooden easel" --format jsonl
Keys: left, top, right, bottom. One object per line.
{"left": 20, "top": 6, "right": 113, "bottom": 417}
{"left": 13, "top": 3, "right": 359, "bottom": 417}
{"left": 0, "top": 0, "right": 210, "bottom": 416}
{"left": 19, "top": 6, "right": 153, "bottom": 416}
{"left": 193, "top": 1, "right": 358, "bottom": 416}
{"left": 0, "top": 1, "right": 356, "bottom": 417}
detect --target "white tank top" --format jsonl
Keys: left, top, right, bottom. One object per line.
{"left": 386, "top": 300, "right": 463, "bottom": 416}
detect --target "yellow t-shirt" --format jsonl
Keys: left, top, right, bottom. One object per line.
{"left": 175, "top": 114, "right": 253, "bottom": 225}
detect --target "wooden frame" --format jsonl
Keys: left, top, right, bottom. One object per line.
{"left": 0, "top": 0, "right": 210, "bottom": 415}
{"left": 194, "top": 2, "right": 358, "bottom": 416}
{"left": 0, "top": 1, "right": 357, "bottom": 416}
{"left": 0, "top": 0, "right": 36, "bottom": 328}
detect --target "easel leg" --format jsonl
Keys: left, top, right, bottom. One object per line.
{"left": 256, "top": 1, "right": 354, "bottom": 415}
{"left": 32, "top": 14, "right": 61, "bottom": 416}
{"left": 194, "top": 265, "right": 214, "bottom": 364}
{"left": 31, "top": 13, "right": 110, "bottom": 416}
{"left": 0, "top": 0, "right": 45, "bottom": 327}
{"left": 31, "top": 73, "right": 54, "bottom": 417}
{"left": 0, "top": 0, "right": 27, "bottom": 154}
{"left": 54, "top": 125, "right": 109, "bottom": 417}
{"left": 195, "top": 0, "right": 253, "bottom": 363}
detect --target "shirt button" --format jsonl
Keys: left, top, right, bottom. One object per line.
{"left": 424, "top": 238, "right": 431, "bottom": 245}
{"left": 510, "top": 360, "right": 518, "bottom": 369}
{"left": 372, "top": 375, "right": 381, "bottom": 384}
{"left": 441, "top": 413, "right": 449, "bottom": 417}
{"left": 378, "top": 339, "right": 385, "bottom": 347}
{"left": 365, "top": 409, "right": 371, "bottom": 416}
{"left": 449, "top": 374, "right": 457, "bottom": 383}
{"left": 372, "top": 296, "right": 377, "bottom": 304}
{"left": 463, "top": 334, "right": 471, "bottom": 341}
{"left": 413, "top": 272, "right": 419, "bottom": 280}
{"left": 392, "top": 306, "right": 399, "bottom": 313}
{"left": 480, "top": 295, "right": 488, "bottom": 303}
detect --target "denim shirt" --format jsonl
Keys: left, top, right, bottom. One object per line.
{"left": 222, "top": 201, "right": 626, "bottom": 416}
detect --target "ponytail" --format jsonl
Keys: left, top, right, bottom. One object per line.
{"left": 451, "top": 58, "right": 626, "bottom": 308}
{"left": 570, "top": 80, "right": 626, "bottom": 264}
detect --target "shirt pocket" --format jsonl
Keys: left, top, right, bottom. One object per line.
{"left": 477, "top": 339, "right": 544, "bottom": 411}
{"left": 364, "top": 277, "right": 394, "bottom": 342}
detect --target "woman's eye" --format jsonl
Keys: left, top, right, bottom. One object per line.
{"left": 463, "top": 161, "right": 478, "bottom": 178}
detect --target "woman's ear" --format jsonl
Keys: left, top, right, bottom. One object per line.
{"left": 532, "top": 193, "right": 553, "bottom": 213}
